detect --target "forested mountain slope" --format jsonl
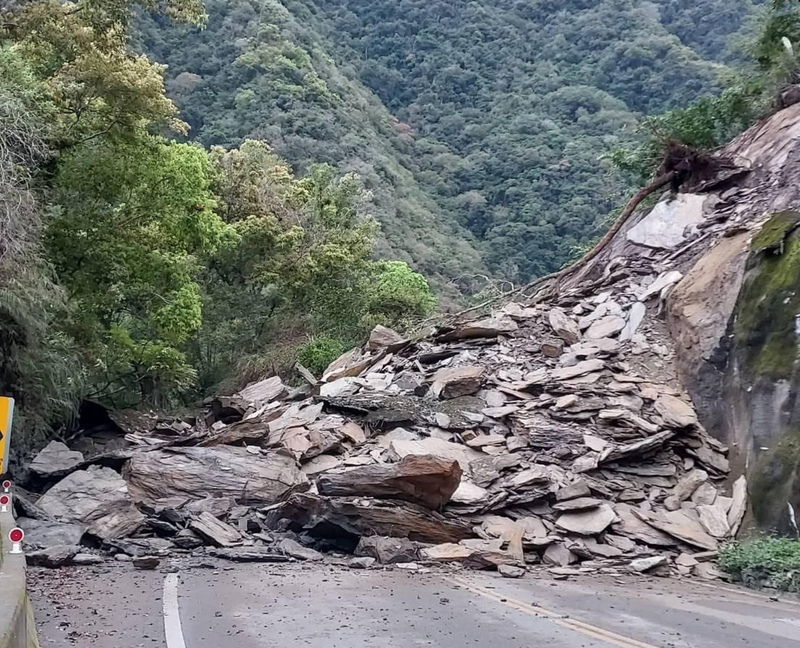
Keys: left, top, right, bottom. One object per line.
{"left": 139, "top": 0, "right": 756, "bottom": 284}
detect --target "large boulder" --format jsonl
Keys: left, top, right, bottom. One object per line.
{"left": 317, "top": 455, "right": 462, "bottom": 509}
{"left": 18, "top": 517, "right": 85, "bottom": 550}
{"left": 37, "top": 466, "right": 143, "bottom": 540}
{"left": 124, "top": 446, "right": 308, "bottom": 506}
{"left": 266, "top": 493, "right": 472, "bottom": 545}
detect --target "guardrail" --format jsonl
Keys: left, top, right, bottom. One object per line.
{"left": 0, "top": 490, "right": 39, "bottom": 648}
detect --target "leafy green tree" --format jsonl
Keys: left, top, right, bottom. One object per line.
{"left": 195, "top": 140, "right": 435, "bottom": 389}
{"left": 47, "top": 135, "right": 229, "bottom": 403}
{"left": 138, "top": 0, "right": 753, "bottom": 284}
{"left": 0, "top": 52, "right": 84, "bottom": 445}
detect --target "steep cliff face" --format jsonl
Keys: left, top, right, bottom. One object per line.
{"left": 546, "top": 102, "right": 800, "bottom": 535}
{"left": 660, "top": 105, "right": 800, "bottom": 534}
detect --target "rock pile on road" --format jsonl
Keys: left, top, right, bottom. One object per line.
{"left": 17, "top": 269, "right": 746, "bottom": 581}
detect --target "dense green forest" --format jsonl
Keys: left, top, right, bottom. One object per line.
{"left": 1, "top": 0, "right": 797, "bottom": 447}
{"left": 0, "top": 0, "right": 436, "bottom": 445}
{"left": 138, "top": 0, "right": 757, "bottom": 283}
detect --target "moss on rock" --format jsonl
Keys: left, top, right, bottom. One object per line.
{"left": 734, "top": 216, "right": 800, "bottom": 379}
{"left": 751, "top": 210, "right": 800, "bottom": 253}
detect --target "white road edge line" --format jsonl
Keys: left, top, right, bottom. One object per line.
{"left": 163, "top": 573, "right": 188, "bottom": 648}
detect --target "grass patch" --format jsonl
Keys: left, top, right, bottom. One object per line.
{"left": 719, "top": 537, "right": 800, "bottom": 592}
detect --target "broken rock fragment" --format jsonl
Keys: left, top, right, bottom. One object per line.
{"left": 548, "top": 308, "right": 581, "bottom": 345}
{"left": 29, "top": 441, "right": 85, "bottom": 479}
{"left": 585, "top": 315, "right": 626, "bottom": 340}
{"left": 18, "top": 517, "right": 85, "bottom": 550}
{"left": 355, "top": 536, "right": 419, "bottom": 564}
{"left": 421, "top": 539, "right": 517, "bottom": 569}
{"left": 636, "top": 509, "right": 718, "bottom": 551}
{"left": 555, "top": 481, "right": 591, "bottom": 501}
{"left": 278, "top": 538, "right": 324, "bottom": 561}
{"left": 26, "top": 545, "right": 79, "bottom": 568}
{"left": 555, "top": 503, "right": 616, "bottom": 535}
{"left": 430, "top": 365, "right": 485, "bottom": 399}
{"left": 189, "top": 511, "right": 243, "bottom": 548}
{"left": 727, "top": 476, "right": 747, "bottom": 535}
{"left": 552, "top": 359, "right": 605, "bottom": 381}
{"left": 437, "top": 316, "right": 518, "bottom": 341}
{"left": 696, "top": 504, "right": 730, "bottom": 538}
{"left": 237, "top": 376, "right": 287, "bottom": 406}
{"left": 654, "top": 394, "right": 698, "bottom": 428}
{"left": 367, "top": 325, "right": 408, "bottom": 352}
{"left": 267, "top": 493, "right": 472, "bottom": 545}
{"left": 629, "top": 555, "right": 669, "bottom": 573}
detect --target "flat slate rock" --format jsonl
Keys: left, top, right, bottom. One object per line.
{"left": 437, "top": 316, "right": 518, "bottom": 341}
{"left": 26, "top": 544, "right": 79, "bottom": 568}
{"left": 696, "top": 504, "right": 730, "bottom": 538}
{"left": 355, "top": 536, "right": 419, "bottom": 564}
{"left": 124, "top": 446, "right": 308, "bottom": 506}
{"left": 626, "top": 193, "right": 706, "bottom": 249}
{"left": 555, "top": 481, "right": 592, "bottom": 502}
{"left": 585, "top": 316, "right": 626, "bottom": 340}
{"left": 727, "top": 476, "right": 748, "bottom": 535}
{"left": 552, "top": 497, "right": 601, "bottom": 512}
{"left": 548, "top": 308, "right": 581, "bottom": 345}
{"left": 654, "top": 394, "right": 698, "bottom": 428}
{"left": 278, "top": 538, "right": 324, "bottom": 561}
{"left": 368, "top": 325, "right": 408, "bottom": 352}
{"left": 189, "top": 511, "right": 243, "bottom": 548}
{"left": 210, "top": 547, "right": 291, "bottom": 563}
{"left": 237, "top": 376, "right": 287, "bottom": 405}
{"left": 552, "top": 359, "right": 605, "bottom": 381}
{"left": 555, "top": 503, "right": 616, "bottom": 535}
{"left": 638, "top": 510, "right": 718, "bottom": 551}
{"left": 18, "top": 517, "right": 85, "bottom": 550}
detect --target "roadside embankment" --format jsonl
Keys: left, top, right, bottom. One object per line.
{"left": 0, "top": 506, "right": 39, "bottom": 648}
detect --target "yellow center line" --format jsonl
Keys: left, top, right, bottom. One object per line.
{"left": 445, "top": 575, "right": 662, "bottom": 648}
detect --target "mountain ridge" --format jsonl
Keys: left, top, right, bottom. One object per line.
{"left": 138, "top": 0, "right": 757, "bottom": 288}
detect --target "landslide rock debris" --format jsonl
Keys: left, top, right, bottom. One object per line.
{"left": 19, "top": 309, "right": 743, "bottom": 580}
{"left": 23, "top": 116, "right": 772, "bottom": 578}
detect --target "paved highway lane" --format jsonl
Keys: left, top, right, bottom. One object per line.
{"left": 29, "top": 562, "right": 800, "bottom": 648}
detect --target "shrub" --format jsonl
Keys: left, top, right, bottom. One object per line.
{"left": 297, "top": 336, "right": 347, "bottom": 377}
{"left": 719, "top": 537, "right": 800, "bottom": 592}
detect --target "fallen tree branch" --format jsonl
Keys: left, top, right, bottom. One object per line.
{"left": 444, "top": 170, "right": 677, "bottom": 322}
{"left": 521, "top": 170, "right": 677, "bottom": 299}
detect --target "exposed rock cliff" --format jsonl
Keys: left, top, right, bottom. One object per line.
{"left": 560, "top": 102, "right": 800, "bottom": 535}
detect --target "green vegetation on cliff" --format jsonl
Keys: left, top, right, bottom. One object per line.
{"left": 732, "top": 213, "right": 800, "bottom": 533}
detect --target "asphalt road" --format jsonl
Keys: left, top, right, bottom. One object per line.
{"left": 29, "top": 562, "right": 800, "bottom": 648}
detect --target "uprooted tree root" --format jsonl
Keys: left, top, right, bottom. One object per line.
{"left": 658, "top": 140, "right": 738, "bottom": 192}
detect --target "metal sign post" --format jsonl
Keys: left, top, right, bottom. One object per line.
{"left": 0, "top": 397, "right": 13, "bottom": 475}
